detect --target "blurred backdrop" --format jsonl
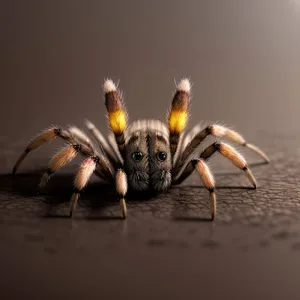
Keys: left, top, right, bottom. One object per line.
{"left": 1, "top": 0, "right": 300, "bottom": 171}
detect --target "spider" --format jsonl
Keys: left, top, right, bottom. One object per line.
{"left": 12, "top": 78, "right": 269, "bottom": 220}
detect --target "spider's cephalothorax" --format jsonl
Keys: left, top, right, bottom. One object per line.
{"left": 12, "top": 78, "right": 269, "bottom": 220}
{"left": 124, "top": 120, "right": 172, "bottom": 193}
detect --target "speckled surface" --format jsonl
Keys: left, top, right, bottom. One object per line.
{"left": 1, "top": 133, "right": 300, "bottom": 299}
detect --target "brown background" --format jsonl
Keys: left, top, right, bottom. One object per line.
{"left": 1, "top": 0, "right": 300, "bottom": 299}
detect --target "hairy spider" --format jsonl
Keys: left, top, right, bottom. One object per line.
{"left": 12, "top": 78, "right": 269, "bottom": 220}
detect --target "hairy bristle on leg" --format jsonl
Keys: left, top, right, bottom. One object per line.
{"left": 69, "top": 157, "right": 96, "bottom": 217}
{"left": 103, "top": 79, "right": 117, "bottom": 93}
{"left": 210, "top": 124, "right": 269, "bottom": 163}
{"left": 194, "top": 159, "right": 216, "bottom": 220}
{"left": 12, "top": 126, "right": 60, "bottom": 174}
{"left": 199, "top": 142, "right": 257, "bottom": 188}
{"left": 104, "top": 79, "right": 127, "bottom": 157}
{"left": 168, "top": 78, "right": 191, "bottom": 158}
{"left": 218, "top": 143, "right": 257, "bottom": 188}
{"left": 68, "top": 126, "right": 92, "bottom": 148}
{"left": 194, "top": 159, "right": 215, "bottom": 190}
{"left": 38, "top": 144, "right": 79, "bottom": 191}
{"left": 84, "top": 119, "right": 120, "bottom": 165}
{"left": 245, "top": 143, "right": 270, "bottom": 163}
{"left": 172, "top": 126, "right": 210, "bottom": 176}
{"left": 174, "top": 123, "right": 269, "bottom": 178}
{"left": 177, "top": 78, "right": 191, "bottom": 93}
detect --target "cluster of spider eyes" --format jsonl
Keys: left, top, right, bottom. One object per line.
{"left": 131, "top": 151, "right": 167, "bottom": 162}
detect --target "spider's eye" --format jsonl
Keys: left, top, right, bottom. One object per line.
{"left": 157, "top": 151, "right": 167, "bottom": 162}
{"left": 132, "top": 151, "right": 143, "bottom": 161}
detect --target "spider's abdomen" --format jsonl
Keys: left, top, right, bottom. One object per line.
{"left": 123, "top": 120, "right": 172, "bottom": 193}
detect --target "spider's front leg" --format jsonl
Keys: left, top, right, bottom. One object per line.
{"left": 195, "top": 160, "right": 216, "bottom": 219}
{"left": 70, "top": 160, "right": 128, "bottom": 219}
{"left": 115, "top": 169, "right": 128, "bottom": 219}
{"left": 104, "top": 79, "right": 128, "bottom": 158}
{"left": 168, "top": 78, "right": 191, "bottom": 157}
{"left": 69, "top": 150, "right": 117, "bottom": 217}
{"left": 69, "top": 157, "right": 97, "bottom": 217}
{"left": 176, "top": 159, "right": 216, "bottom": 220}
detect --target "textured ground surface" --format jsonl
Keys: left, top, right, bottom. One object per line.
{"left": 1, "top": 132, "right": 300, "bottom": 299}
{"left": 2, "top": 1, "right": 300, "bottom": 298}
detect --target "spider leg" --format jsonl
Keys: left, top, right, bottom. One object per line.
{"left": 12, "top": 126, "right": 64, "bottom": 175}
{"left": 174, "top": 159, "right": 216, "bottom": 220}
{"left": 200, "top": 142, "right": 257, "bottom": 188}
{"left": 168, "top": 78, "right": 191, "bottom": 158}
{"left": 13, "top": 126, "right": 114, "bottom": 182}
{"left": 68, "top": 125, "right": 117, "bottom": 180}
{"left": 69, "top": 164, "right": 128, "bottom": 218}
{"left": 69, "top": 157, "right": 97, "bottom": 217}
{"left": 174, "top": 124, "right": 269, "bottom": 175}
{"left": 107, "top": 133, "right": 123, "bottom": 163}
{"left": 37, "top": 146, "right": 111, "bottom": 192}
{"left": 173, "top": 142, "right": 257, "bottom": 188}
{"left": 209, "top": 125, "right": 269, "bottom": 162}
{"left": 38, "top": 144, "right": 80, "bottom": 191}
{"left": 115, "top": 169, "right": 128, "bottom": 218}
{"left": 104, "top": 79, "right": 128, "bottom": 158}
{"left": 84, "top": 119, "right": 121, "bottom": 165}
{"left": 68, "top": 126, "right": 94, "bottom": 149}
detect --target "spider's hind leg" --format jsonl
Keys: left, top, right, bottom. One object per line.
{"left": 209, "top": 124, "right": 270, "bottom": 163}
{"left": 12, "top": 126, "right": 64, "bottom": 175}
{"left": 173, "top": 141, "right": 257, "bottom": 188}
{"left": 13, "top": 126, "right": 114, "bottom": 195}
{"left": 178, "top": 124, "right": 269, "bottom": 169}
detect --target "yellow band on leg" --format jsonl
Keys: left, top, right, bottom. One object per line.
{"left": 168, "top": 110, "right": 187, "bottom": 134}
{"left": 109, "top": 110, "right": 127, "bottom": 135}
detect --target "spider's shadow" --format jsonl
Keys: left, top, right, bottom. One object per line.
{"left": 3, "top": 169, "right": 158, "bottom": 219}
{"left": 3, "top": 170, "right": 118, "bottom": 218}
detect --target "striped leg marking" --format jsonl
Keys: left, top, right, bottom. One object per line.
{"left": 104, "top": 79, "right": 127, "bottom": 158}
{"left": 168, "top": 78, "right": 191, "bottom": 158}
